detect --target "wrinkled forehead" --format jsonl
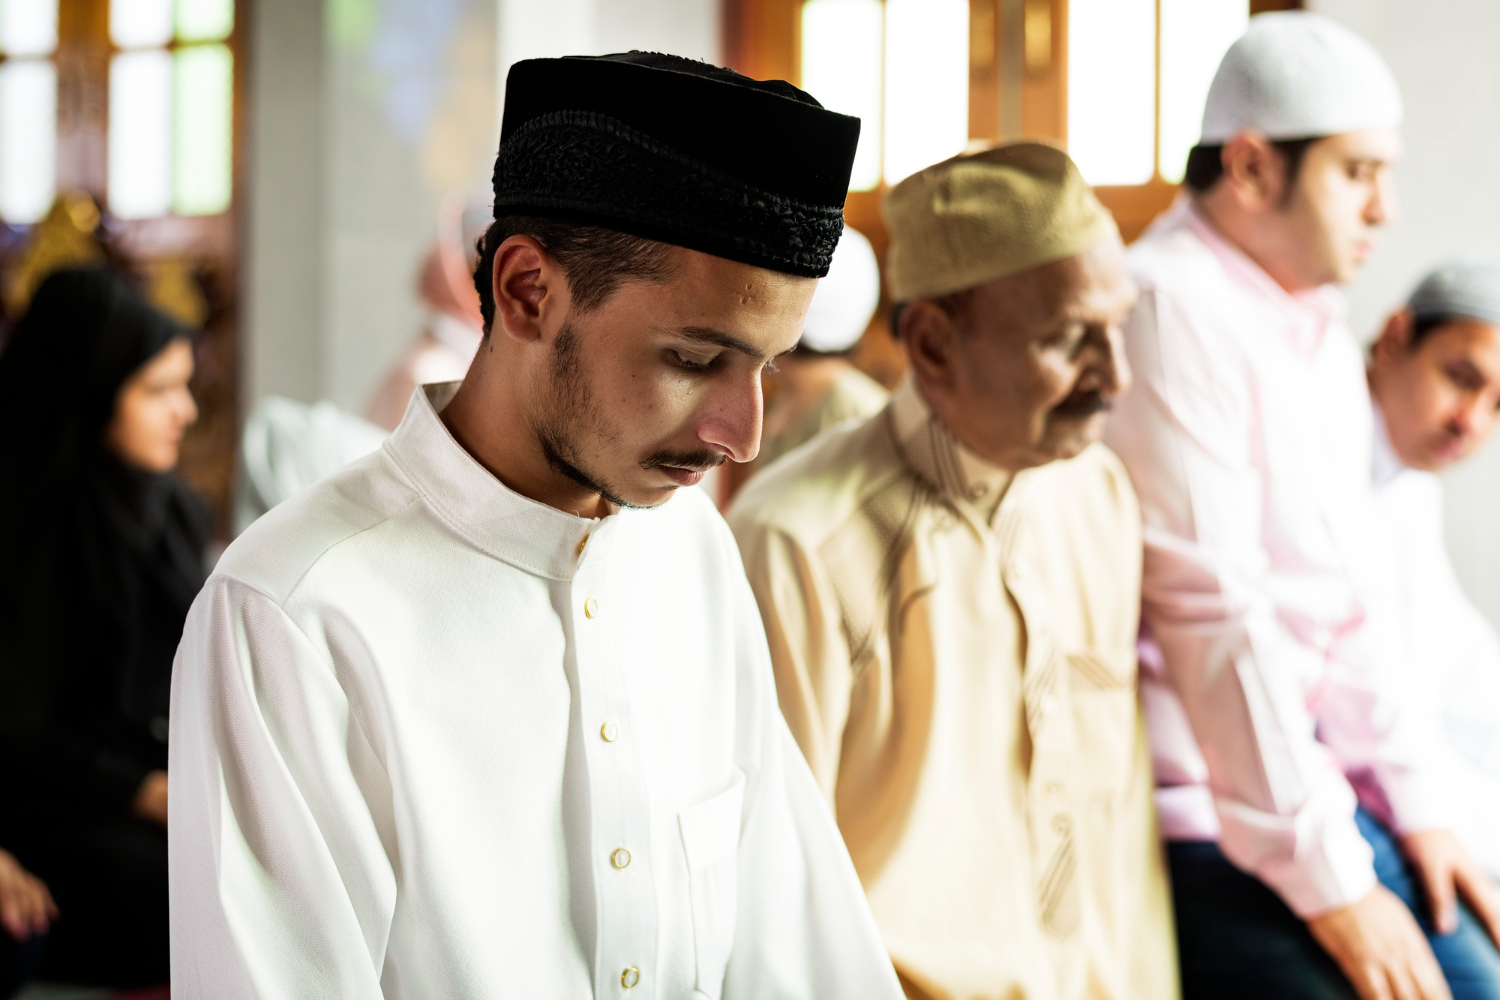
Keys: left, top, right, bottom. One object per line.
{"left": 972, "top": 240, "right": 1137, "bottom": 333}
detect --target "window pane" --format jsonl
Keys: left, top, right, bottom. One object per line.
{"left": 173, "top": 43, "right": 232, "bottom": 215}
{"left": 800, "top": 0, "right": 882, "bottom": 192}
{"left": 176, "top": 0, "right": 233, "bottom": 43}
{"left": 1068, "top": 0, "right": 1155, "bottom": 186}
{"left": 884, "top": 0, "right": 968, "bottom": 185}
{"left": 1159, "top": 0, "right": 1247, "bottom": 184}
{"left": 109, "top": 49, "right": 172, "bottom": 219}
{"left": 0, "top": 0, "right": 57, "bottom": 56}
{"left": 0, "top": 59, "right": 56, "bottom": 222}
{"left": 111, "top": 0, "right": 173, "bottom": 49}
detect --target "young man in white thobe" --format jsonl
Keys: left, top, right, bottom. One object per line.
{"left": 167, "top": 53, "right": 903, "bottom": 1000}
{"left": 1368, "top": 260, "right": 1500, "bottom": 881}
{"left": 1105, "top": 13, "right": 1500, "bottom": 1000}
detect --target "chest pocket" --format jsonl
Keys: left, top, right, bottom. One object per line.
{"left": 678, "top": 772, "right": 745, "bottom": 1000}
{"left": 1067, "top": 646, "right": 1140, "bottom": 798}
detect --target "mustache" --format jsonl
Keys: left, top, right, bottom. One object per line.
{"left": 639, "top": 450, "right": 727, "bottom": 472}
{"left": 1051, "top": 390, "right": 1112, "bottom": 419}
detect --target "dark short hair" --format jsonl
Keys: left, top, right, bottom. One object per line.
{"left": 472, "top": 216, "right": 678, "bottom": 334}
{"left": 1182, "top": 137, "right": 1319, "bottom": 198}
{"left": 1411, "top": 313, "right": 1465, "bottom": 349}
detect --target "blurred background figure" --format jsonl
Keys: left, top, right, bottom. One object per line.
{"left": 0, "top": 269, "right": 203, "bottom": 991}
{"left": 0, "top": 848, "right": 54, "bottom": 1000}
{"left": 234, "top": 397, "right": 388, "bottom": 533}
{"left": 1368, "top": 258, "right": 1500, "bottom": 880}
{"left": 364, "top": 194, "right": 489, "bottom": 431}
{"left": 758, "top": 226, "right": 887, "bottom": 468}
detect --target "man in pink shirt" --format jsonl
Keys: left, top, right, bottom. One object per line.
{"left": 1107, "top": 13, "right": 1500, "bottom": 1000}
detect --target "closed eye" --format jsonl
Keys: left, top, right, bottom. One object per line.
{"left": 671, "top": 350, "right": 716, "bottom": 372}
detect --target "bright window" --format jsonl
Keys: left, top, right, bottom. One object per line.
{"left": 0, "top": 58, "right": 55, "bottom": 222}
{"left": 800, "top": 0, "right": 883, "bottom": 192}
{"left": 798, "top": 0, "right": 969, "bottom": 191}
{"left": 1068, "top": 0, "right": 1155, "bottom": 186}
{"left": 0, "top": 0, "right": 56, "bottom": 56}
{"left": 173, "top": 43, "right": 233, "bottom": 215}
{"left": 1068, "top": 0, "right": 1248, "bottom": 187}
{"left": 108, "top": 0, "right": 234, "bottom": 220}
{"left": 0, "top": 0, "right": 57, "bottom": 223}
{"left": 1159, "top": 0, "right": 1247, "bottom": 183}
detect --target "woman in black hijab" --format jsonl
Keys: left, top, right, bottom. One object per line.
{"left": 0, "top": 267, "right": 208, "bottom": 989}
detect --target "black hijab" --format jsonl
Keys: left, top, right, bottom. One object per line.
{"left": 0, "top": 268, "right": 209, "bottom": 818}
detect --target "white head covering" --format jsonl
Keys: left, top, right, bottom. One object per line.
{"left": 1201, "top": 12, "right": 1401, "bottom": 145}
{"left": 801, "top": 227, "right": 880, "bottom": 353}
{"left": 1409, "top": 258, "right": 1500, "bottom": 328}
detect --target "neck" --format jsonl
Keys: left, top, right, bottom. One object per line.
{"left": 1192, "top": 191, "right": 1321, "bottom": 296}
{"left": 440, "top": 340, "right": 611, "bottom": 519}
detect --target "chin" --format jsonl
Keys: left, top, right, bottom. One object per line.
{"left": 615, "top": 483, "right": 680, "bottom": 510}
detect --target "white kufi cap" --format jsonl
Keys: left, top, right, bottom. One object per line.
{"left": 800, "top": 226, "right": 880, "bottom": 353}
{"left": 1201, "top": 12, "right": 1401, "bottom": 145}
{"left": 1408, "top": 258, "right": 1500, "bottom": 329}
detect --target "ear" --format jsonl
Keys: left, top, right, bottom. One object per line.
{"left": 900, "top": 299, "right": 961, "bottom": 398}
{"left": 1220, "top": 131, "right": 1287, "bottom": 213}
{"left": 1372, "top": 307, "right": 1416, "bottom": 367}
{"left": 491, "top": 235, "right": 567, "bottom": 345}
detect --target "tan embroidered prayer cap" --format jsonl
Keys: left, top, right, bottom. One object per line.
{"left": 883, "top": 141, "right": 1118, "bottom": 303}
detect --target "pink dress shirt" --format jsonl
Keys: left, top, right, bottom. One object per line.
{"left": 1105, "top": 198, "right": 1448, "bottom": 918}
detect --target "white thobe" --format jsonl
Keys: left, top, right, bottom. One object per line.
{"left": 1104, "top": 197, "right": 1447, "bottom": 918}
{"left": 168, "top": 382, "right": 902, "bottom": 1000}
{"left": 1372, "top": 405, "right": 1500, "bottom": 878}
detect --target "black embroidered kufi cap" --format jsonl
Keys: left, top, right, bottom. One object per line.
{"left": 492, "top": 52, "right": 861, "bottom": 278}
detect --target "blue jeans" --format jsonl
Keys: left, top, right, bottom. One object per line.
{"left": 1169, "top": 809, "right": 1500, "bottom": 1000}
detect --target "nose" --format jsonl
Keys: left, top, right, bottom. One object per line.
{"left": 1458, "top": 395, "right": 1492, "bottom": 437}
{"left": 1367, "top": 171, "right": 1398, "bottom": 227}
{"left": 1094, "top": 323, "right": 1132, "bottom": 400}
{"left": 696, "top": 373, "right": 764, "bottom": 464}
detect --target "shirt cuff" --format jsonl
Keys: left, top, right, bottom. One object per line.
{"left": 1214, "top": 777, "right": 1377, "bottom": 919}
{"left": 1375, "top": 761, "right": 1455, "bottom": 836}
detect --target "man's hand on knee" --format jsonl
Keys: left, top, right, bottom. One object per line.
{"left": 1307, "top": 885, "right": 1452, "bottom": 1000}
{"left": 1402, "top": 828, "right": 1500, "bottom": 947}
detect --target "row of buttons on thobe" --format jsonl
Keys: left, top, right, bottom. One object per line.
{"left": 578, "top": 533, "right": 648, "bottom": 992}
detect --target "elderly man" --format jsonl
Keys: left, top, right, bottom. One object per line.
{"left": 1369, "top": 260, "right": 1500, "bottom": 881}
{"left": 729, "top": 142, "right": 1176, "bottom": 1000}
{"left": 1105, "top": 13, "right": 1500, "bottom": 1000}
{"left": 169, "top": 53, "right": 903, "bottom": 999}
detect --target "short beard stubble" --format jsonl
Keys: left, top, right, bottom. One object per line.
{"left": 530, "top": 321, "right": 727, "bottom": 510}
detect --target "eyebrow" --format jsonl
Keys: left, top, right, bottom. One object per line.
{"left": 677, "top": 325, "right": 792, "bottom": 362}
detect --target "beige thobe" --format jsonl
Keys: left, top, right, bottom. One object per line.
{"left": 729, "top": 378, "right": 1177, "bottom": 1000}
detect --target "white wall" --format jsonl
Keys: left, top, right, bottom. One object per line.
{"left": 1309, "top": 0, "right": 1500, "bottom": 627}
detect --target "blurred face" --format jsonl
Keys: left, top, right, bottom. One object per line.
{"left": 1284, "top": 128, "right": 1401, "bottom": 286}
{"left": 104, "top": 338, "right": 198, "bottom": 473}
{"left": 530, "top": 249, "right": 813, "bottom": 508}
{"left": 1370, "top": 312, "right": 1500, "bottom": 472}
{"left": 903, "top": 238, "right": 1136, "bottom": 471}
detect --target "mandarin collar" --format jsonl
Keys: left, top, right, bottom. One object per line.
{"left": 383, "top": 382, "right": 606, "bottom": 580}
{"left": 1176, "top": 196, "right": 1347, "bottom": 359}
{"left": 887, "top": 376, "right": 1013, "bottom": 523}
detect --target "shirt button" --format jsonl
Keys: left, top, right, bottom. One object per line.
{"left": 611, "top": 847, "right": 632, "bottom": 869}
{"left": 621, "top": 966, "right": 640, "bottom": 989}
{"left": 600, "top": 720, "right": 619, "bottom": 742}
{"left": 584, "top": 596, "right": 600, "bottom": 619}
